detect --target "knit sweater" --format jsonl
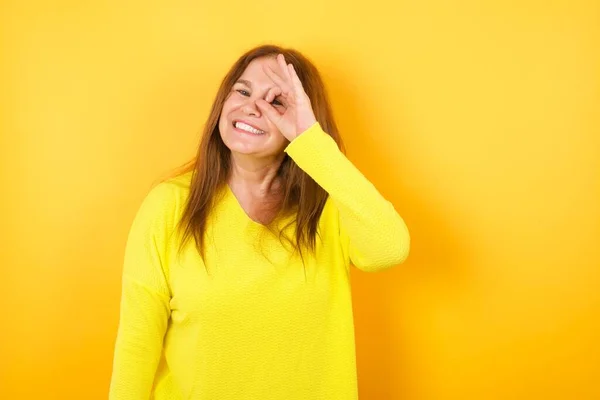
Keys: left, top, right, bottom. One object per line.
{"left": 109, "top": 122, "right": 410, "bottom": 400}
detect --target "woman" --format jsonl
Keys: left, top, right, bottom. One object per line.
{"left": 109, "top": 44, "right": 410, "bottom": 400}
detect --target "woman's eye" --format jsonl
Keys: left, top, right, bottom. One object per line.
{"left": 236, "top": 89, "right": 250, "bottom": 96}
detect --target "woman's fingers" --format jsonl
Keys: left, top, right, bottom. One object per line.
{"left": 287, "top": 64, "right": 305, "bottom": 96}
{"left": 264, "top": 54, "right": 309, "bottom": 107}
{"left": 265, "top": 86, "right": 282, "bottom": 104}
{"left": 256, "top": 99, "right": 282, "bottom": 126}
{"left": 277, "top": 53, "right": 292, "bottom": 81}
{"left": 264, "top": 64, "right": 292, "bottom": 95}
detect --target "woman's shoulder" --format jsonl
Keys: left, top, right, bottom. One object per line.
{"left": 135, "top": 171, "right": 193, "bottom": 224}
{"left": 160, "top": 169, "right": 193, "bottom": 191}
{"left": 152, "top": 170, "right": 192, "bottom": 198}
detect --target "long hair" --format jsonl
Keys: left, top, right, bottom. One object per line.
{"left": 176, "top": 44, "right": 344, "bottom": 260}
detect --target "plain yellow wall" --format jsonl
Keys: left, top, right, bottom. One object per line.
{"left": 1, "top": 1, "right": 599, "bottom": 399}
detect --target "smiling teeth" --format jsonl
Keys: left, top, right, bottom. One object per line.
{"left": 235, "top": 122, "right": 265, "bottom": 135}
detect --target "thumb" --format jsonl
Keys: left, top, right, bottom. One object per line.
{"left": 256, "top": 99, "right": 283, "bottom": 128}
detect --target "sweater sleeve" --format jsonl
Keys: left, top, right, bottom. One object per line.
{"left": 109, "top": 183, "right": 176, "bottom": 399}
{"left": 284, "top": 122, "right": 410, "bottom": 272}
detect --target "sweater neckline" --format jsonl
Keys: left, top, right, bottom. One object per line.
{"left": 223, "top": 183, "right": 271, "bottom": 231}
{"left": 223, "top": 184, "right": 296, "bottom": 233}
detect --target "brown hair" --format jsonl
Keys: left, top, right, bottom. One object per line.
{"left": 176, "top": 44, "right": 344, "bottom": 260}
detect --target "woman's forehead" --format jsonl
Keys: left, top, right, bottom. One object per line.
{"left": 238, "top": 57, "right": 279, "bottom": 86}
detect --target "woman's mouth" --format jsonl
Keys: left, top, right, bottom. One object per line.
{"left": 233, "top": 121, "right": 265, "bottom": 135}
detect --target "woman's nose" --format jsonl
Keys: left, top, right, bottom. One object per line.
{"left": 241, "top": 100, "right": 261, "bottom": 117}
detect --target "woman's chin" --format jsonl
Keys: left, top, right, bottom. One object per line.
{"left": 223, "top": 135, "right": 278, "bottom": 156}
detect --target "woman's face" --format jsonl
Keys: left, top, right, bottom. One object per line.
{"left": 218, "top": 56, "right": 289, "bottom": 159}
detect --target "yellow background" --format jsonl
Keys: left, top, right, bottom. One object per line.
{"left": 1, "top": 0, "right": 599, "bottom": 399}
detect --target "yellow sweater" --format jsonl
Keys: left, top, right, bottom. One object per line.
{"left": 109, "top": 122, "right": 410, "bottom": 400}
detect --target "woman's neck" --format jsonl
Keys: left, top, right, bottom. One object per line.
{"left": 228, "top": 153, "right": 284, "bottom": 196}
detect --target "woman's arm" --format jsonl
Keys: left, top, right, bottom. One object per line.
{"left": 109, "top": 183, "right": 175, "bottom": 399}
{"left": 255, "top": 54, "right": 409, "bottom": 272}
{"left": 285, "top": 122, "right": 410, "bottom": 272}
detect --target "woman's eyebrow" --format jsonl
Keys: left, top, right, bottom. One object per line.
{"left": 235, "top": 79, "right": 252, "bottom": 87}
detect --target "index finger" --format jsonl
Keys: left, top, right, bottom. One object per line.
{"left": 264, "top": 64, "right": 292, "bottom": 95}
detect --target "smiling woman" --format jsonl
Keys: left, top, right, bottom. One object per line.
{"left": 108, "top": 44, "right": 410, "bottom": 400}
{"left": 218, "top": 57, "right": 292, "bottom": 167}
